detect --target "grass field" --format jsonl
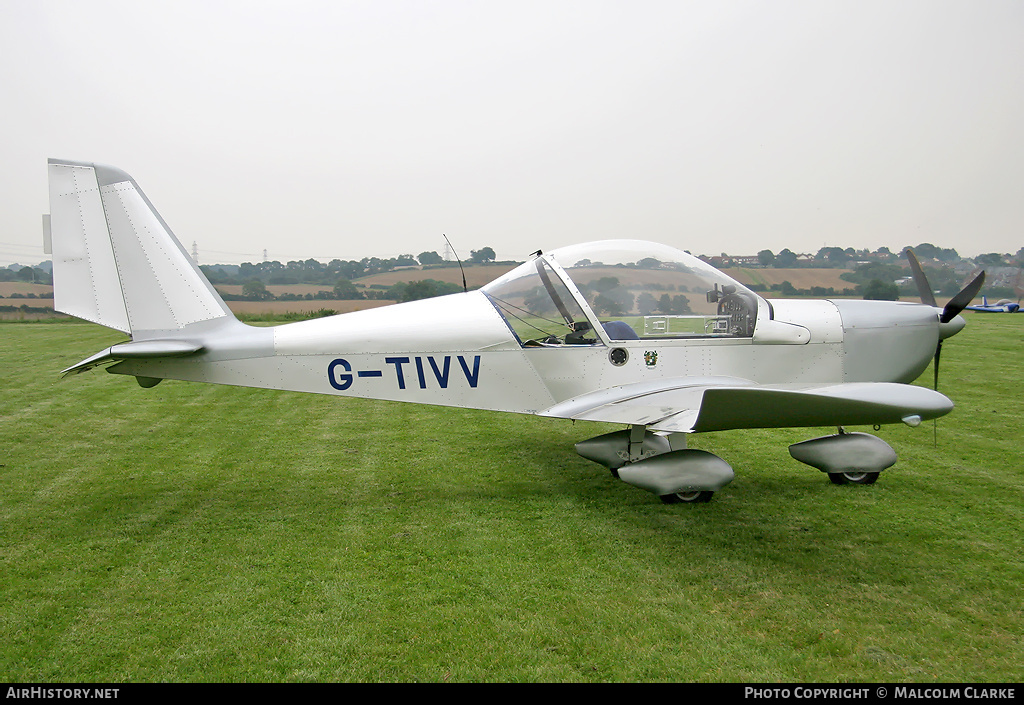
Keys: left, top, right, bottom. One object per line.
{"left": 1, "top": 315, "right": 1021, "bottom": 682}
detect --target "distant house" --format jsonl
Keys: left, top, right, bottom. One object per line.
{"left": 700, "top": 253, "right": 819, "bottom": 268}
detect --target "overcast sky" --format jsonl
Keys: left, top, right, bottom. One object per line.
{"left": 2, "top": 0, "right": 1022, "bottom": 267}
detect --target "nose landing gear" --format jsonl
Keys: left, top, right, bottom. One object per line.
{"left": 789, "top": 428, "right": 896, "bottom": 485}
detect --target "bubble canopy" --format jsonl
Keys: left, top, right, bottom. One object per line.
{"left": 481, "top": 240, "right": 760, "bottom": 346}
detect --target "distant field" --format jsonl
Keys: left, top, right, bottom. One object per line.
{"left": 0, "top": 267, "right": 860, "bottom": 305}
{"left": 730, "top": 267, "right": 855, "bottom": 290}
{"left": 0, "top": 266, "right": 985, "bottom": 320}
{"left": 0, "top": 282, "right": 54, "bottom": 297}
{"left": 1, "top": 315, "right": 1021, "bottom": 682}
{"left": 0, "top": 267, "right": 996, "bottom": 301}
{"left": 0, "top": 265, "right": 516, "bottom": 301}
{"left": 212, "top": 264, "right": 520, "bottom": 294}
{"left": 0, "top": 295, "right": 390, "bottom": 318}
{"left": 214, "top": 284, "right": 349, "bottom": 297}
{"left": 226, "top": 300, "right": 396, "bottom": 315}
{"left": 352, "top": 263, "right": 517, "bottom": 289}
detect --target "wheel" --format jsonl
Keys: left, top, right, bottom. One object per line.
{"left": 828, "top": 472, "right": 880, "bottom": 485}
{"left": 660, "top": 490, "right": 714, "bottom": 504}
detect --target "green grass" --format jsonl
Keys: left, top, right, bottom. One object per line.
{"left": 1, "top": 316, "right": 1021, "bottom": 682}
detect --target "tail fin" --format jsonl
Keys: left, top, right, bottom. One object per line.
{"left": 46, "top": 159, "right": 234, "bottom": 336}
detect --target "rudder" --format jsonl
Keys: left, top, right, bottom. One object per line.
{"left": 47, "top": 159, "right": 233, "bottom": 336}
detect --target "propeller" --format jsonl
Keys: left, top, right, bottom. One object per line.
{"left": 940, "top": 269, "right": 986, "bottom": 324}
{"left": 905, "top": 249, "right": 986, "bottom": 390}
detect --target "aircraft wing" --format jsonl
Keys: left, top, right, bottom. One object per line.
{"left": 538, "top": 377, "right": 953, "bottom": 433}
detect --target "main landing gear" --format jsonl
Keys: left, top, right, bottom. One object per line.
{"left": 828, "top": 471, "right": 880, "bottom": 485}
{"left": 575, "top": 425, "right": 898, "bottom": 503}
{"left": 574, "top": 426, "right": 734, "bottom": 504}
{"left": 659, "top": 490, "right": 715, "bottom": 504}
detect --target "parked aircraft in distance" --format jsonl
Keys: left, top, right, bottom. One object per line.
{"left": 44, "top": 159, "right": 985, "bottom": 504}
{"left": 965, "top": 296, "right": 1020, "bottom": 313}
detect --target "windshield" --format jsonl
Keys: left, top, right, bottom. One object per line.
{"left": 483, "top": 240, "right": 760, "bottom": 346}
{"left": 481, "top": 257, "right": 594, "bottom": 345}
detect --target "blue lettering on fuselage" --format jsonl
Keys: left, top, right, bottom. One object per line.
{"left": 329, "top": 355, "right": 481, "bottom": 391}
{"left": 457, "top": 354, "right": 481, "bottom": 387}
{"left": 327, "top": 358, "right": 353, "bottom": 390}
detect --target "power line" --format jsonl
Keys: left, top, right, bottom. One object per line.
{"left": 0, "top": 243, "right": 45, "bottom": 254}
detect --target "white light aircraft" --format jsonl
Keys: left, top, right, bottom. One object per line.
{"left": 43, "top": 159, "right": 985, "bottom": 504}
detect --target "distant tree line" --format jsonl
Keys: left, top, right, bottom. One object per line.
{"left": 0, "top": 303, "right": 56, "bottom": 314}
{"left": 746, "top": 281, "right": 860, "bottom": 298}
{"left": 200, "top": 247, "right": 500, "bottom": 288}
{"left": 743, "top": 244, "right": 1023, "bottom": 301}
{"left": 224, "top": 277, "right": 467, "bottom": 304}
{"left": 5, "top": 240, "right": 1020, "bottom": 306}
{"left": 0, "top": 266, "right": 52, "bottom": 285}
{"left": 748, "top": 244, "right": 1023, "bottom": 269}
{"left": 197, "top": 247, "right": 502, "bottom": 304}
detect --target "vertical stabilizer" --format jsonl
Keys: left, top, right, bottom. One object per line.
{"left": 47, "top": 159, "right": 234, "bottom": 336}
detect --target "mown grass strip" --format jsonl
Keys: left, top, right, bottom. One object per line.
{"left": 1, "top": 317, "right": 1020, "bottom": 682}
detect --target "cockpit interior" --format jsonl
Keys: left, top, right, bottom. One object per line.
{"left": 482, "top": 240, "right": 760, "bottom": 347}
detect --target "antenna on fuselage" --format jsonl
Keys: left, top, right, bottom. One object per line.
{"left": 443, "top": 233, "right": 468, "bottom": 293}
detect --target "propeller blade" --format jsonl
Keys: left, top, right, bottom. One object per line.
{"left": 930, "top": 270, "right": 984, "bottom": 392}
{"left": 905, "top": 249, "right": 937, "bottom": 307}
{"left": 910, "top": 254, "right": 983, "bottom": 444}
{"left": 941, "top": 270, "right": 986, "bottom": 323}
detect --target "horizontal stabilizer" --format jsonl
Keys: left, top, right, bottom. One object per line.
{"left": 61, "top": 339, "right": 204, "bottom": 377}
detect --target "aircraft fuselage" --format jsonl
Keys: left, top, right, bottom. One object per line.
{"left": 110, "top": 289, "right": 946, "bottom": 418}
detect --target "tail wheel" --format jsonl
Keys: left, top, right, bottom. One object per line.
{"left": 660, "top": 490, "right": 714, "bottom": 504}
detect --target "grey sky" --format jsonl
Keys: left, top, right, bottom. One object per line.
{"left": 2, "top": 0, "right": 1022, "bottom": 267}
